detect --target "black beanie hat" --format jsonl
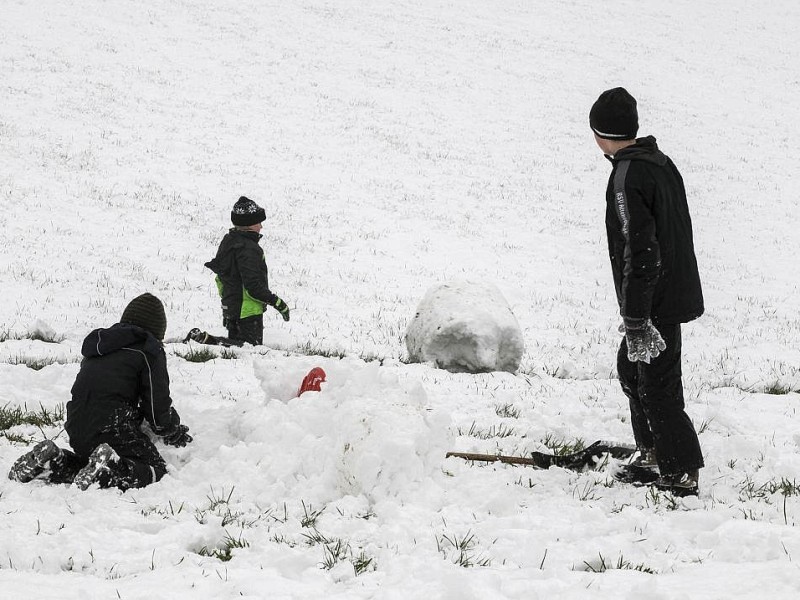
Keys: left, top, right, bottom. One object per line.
{"left": 231, "top": 196, "right": 266, "bottom": 227}
{"left": 120, "top": 293, "right": 167, "bottom": 340}
{"left": 589, "top": 87, "right": 639, "bottom": 140}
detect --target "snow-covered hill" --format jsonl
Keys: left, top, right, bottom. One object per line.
{"left": 2, "top": 1, "right": 800, "bottom": 598}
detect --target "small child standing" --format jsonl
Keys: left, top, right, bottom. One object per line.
{"left": 196, "top": 196, "right": 290, "bottom": 346}
{"left": 8, "top": 293, "right": 192, "bottom": 490}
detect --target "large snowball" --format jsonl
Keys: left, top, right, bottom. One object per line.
{"left": 405, "top": 280, "right": 524, "bottom": 373}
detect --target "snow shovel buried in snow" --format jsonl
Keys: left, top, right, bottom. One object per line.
{"left": 297, "top": 367, "right": 326, "bottom": 397}
{"left": 446, "top": 440, "right": 636, "bottom": 472}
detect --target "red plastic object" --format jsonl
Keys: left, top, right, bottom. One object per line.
{"left": 297, "top": 367, "right": 326, "bottom": 396}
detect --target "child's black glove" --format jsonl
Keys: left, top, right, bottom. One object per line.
{"left": 163, "top": 424, "right": 193, "bottom": 447}
{"left": 273, "top": 297, "right": 291, "bottom": 322}
{"left": 623, "top": 317, "right": 666, "bottom": 364}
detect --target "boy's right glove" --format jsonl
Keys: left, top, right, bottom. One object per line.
{"left": 162, "top": 424, "right": 193, "bottom": 447}
{"left": 623, "top": 317, "right": 666, "bottom": 364}
{"left": 273, "top": 297, "right": 291, "bottom": 322}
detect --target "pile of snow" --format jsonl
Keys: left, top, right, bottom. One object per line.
{"left": 186, "top": 355, "right": 452, "bottom": 505}
{"left": 405, "top": 280, "right": 524, "bottom": 373}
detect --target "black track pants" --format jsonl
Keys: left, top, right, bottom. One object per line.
{"left": 69, "top": 410, "right": 168, "bottom": 490}
{"left": 617, "top": 322, "right": 704, "bottom": 475}
{"left": 227, "top": 314, "right": 263, "bottom": 346}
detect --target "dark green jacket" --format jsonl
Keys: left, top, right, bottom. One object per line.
{"left": 204, "top": 229, "right": 279, "bottom": 320}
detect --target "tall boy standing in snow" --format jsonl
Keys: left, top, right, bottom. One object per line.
{"left": 589, "top": 87, "right": 704, "bottom": 496}
{"left": 8, "top": 293, "right": 192, "bottom": 490}
{"left": 199, "top": 196, "right": 290, "bottom": 346}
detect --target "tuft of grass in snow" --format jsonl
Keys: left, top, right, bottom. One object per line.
{"left": 291, "top": 341, "right": 347, "bottom": 359}
{"left": 6, "top": 355, "right": 74, "bottom": 370}
{"left": 456, "top": 421, "right": 516, "bottom": 439}
{"left": 644, "top": 487, "right": 680, "bottom": 511}
{"left": 494, "top": 403, "right": 521, "bottom": 419}
{"left": 270, "top": 532, "right": 297, "bottom": 548}
{"left": 572, "top": 479, "right": 602, "bottom": 502}
{"left": 25, "top": 330, "right": 66, "bottom": 344}
{"left": 514, "top": 476, "right": 536, "bottom": 489}
{"left": 278, "top": 343, "right": 387, "bottom": 364}
{"left": 350, "top": 549, "right": 376, "bottom": 576}
{"left": 218, "top": 348, "right": 238, "bottom": 360}
{"left": 197, "top": 530, "right": 250, "bottom": 562}
{"left": 357, "top": 350, "right": 389, "bottom": 365}
{"left": 739, "top": 508, "right": 761, "bottom": 521}
{"left": 739, "top": 475, "right": 800, "bottom": 502}
{"left": 540, "top": 433, "right": 585, "bottom": 456}
{"left": 194, "top": 487, "right": 248, "bottom": 528}
{"left": 300, "top": 501, "right": 325, "bottom": 528}
{"left": 302, "top": 528, "right": 376, "bottom": 575}
{"left": 707, "top": 357, "right": 800, "bottom": 396}
{"left": 435, "top": 530, "right": 492, "bottom": 568}
{"left": 301, "top": 528, "right": 330, "bottom": 546}
{"left": 141, "top": 500, "right": 186, "bottom": 520}
{"left": 772, "top": 479, "right": 800, "bottom": 497}
{"left": 762, "top": 381, "right": 798, "bottom": 395}
{"left": 0, "top": 329, "right": 65, "bottom": 344}
{"left": 697, "top": 417, "right": 714, "bottom": 435}
{"left": 579, "top": 552, "right": 657, "bottom": 574}
{"left": 13, "top": 356, "right": 57, "bottom": 371}
{"left": 174, "top": 347, "right": 218, "bottom": 363}
{"left": 320, "top": 537, "right": 350, "bottom": 570}
{"left": 0, "top": 403, "right": 65, "bottom": 430}
{"left": 1, "top": 431, "right": 30, "bottom": 444}
{"left": 205, "top": 486, "right": 236, "bottom": 511}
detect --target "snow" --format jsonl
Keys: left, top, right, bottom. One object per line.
{"left": 405, "top": 280, "right": 524, "bottom": 373}
{"left": 2, "top": 0, "right": 800, "bottom": 598}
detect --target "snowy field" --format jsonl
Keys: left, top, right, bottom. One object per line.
{"left": 2, "top": 0, "right": 800, "bottom": 598}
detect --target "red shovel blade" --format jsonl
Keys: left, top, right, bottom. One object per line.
{"left": 298, "top": 367, "right": 326, "bottom": 396}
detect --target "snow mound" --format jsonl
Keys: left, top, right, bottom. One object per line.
{"left": 405, "top": 280, "right": 524, "bottom": 373}
{"left": 216, "top": 356, "right": 452, "bottom": 504}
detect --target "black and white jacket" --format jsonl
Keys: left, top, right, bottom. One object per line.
{"left": 65, "top": 323, "right": 181, "bottom": 454}
{"left": 604, "top": 136, "right": 704, "bottom": 324}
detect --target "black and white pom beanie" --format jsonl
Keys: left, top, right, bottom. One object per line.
{"left": 231, "top": 196, "right": 266, "bottom": 227}
{"left": 120, "top": 293, "right": 167, "bottom": 340}
{"left": 589, "top": 87, "right": 639, "bottom": 140}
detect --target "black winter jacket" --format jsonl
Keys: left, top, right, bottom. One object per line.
{"left": 605, "top": 136, "right": 704, "bottom": 324}
{"left": 204, "top": 229, "right": 278, "bottom": 321}
{"left": 65, "top": 324, "right": 181, "bottom": 453}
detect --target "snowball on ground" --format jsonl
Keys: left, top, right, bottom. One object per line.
{"left": 405, "top": 280, "right": 524, "bottom": 373}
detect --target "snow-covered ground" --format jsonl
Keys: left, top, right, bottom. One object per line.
{"left": 2, "top": 0, "right": 800, "bottom": 598}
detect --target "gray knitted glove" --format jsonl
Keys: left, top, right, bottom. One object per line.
{"left": 624, "top": 318, "right": 666, "bottom": 364}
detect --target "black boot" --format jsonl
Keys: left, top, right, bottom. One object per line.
{"left": 652, "top": 470, "right": 699, "bottom": 497}
{"left": 613, "top": 447, "right": 659, "bottom": 485}
{"left": 74, "top": 444, "right": 118, "bottom": 490}
{"left": 8, "top": 440, "right": 63, "bottom": 483}
{"left": 183, "top": 328, "right": 210, "bottom": 343}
